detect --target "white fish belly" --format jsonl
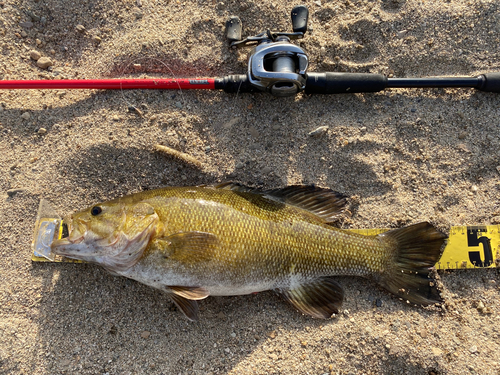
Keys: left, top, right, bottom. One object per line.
{"left": 123, "top": 266, "right": 280, "bottom": 297}
{"left": 206, "top": 282, "right": 278, "bottom": 296}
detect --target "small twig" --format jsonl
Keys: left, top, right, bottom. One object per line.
{"left": 128, "top": 105, "right": 144, "bottom": 117}
{"left": 154, "top": 144, "right": 203, "bottom": 168}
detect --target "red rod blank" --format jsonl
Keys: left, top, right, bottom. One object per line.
{"left": 0, "top": 78, "right": 216, "bottom": 90}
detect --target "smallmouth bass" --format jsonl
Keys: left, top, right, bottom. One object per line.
{"left": 51, "top": 183, "right": 446, "bottom": 321}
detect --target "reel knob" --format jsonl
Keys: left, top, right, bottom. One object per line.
{"left": 225, "top": 16, "right": 242, "bottom": 42}
{"left": 291, "top": 5, "right": 308, "bottom": 34}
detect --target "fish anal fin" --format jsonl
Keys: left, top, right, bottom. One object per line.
{"left": 168, "top": 293, "right": 199, "bottom": 321}
{"left": 155, "top": 231, "right": 219, "bottom": 262}
{"left": 170, "top": 286, "right": 210, "bottom": 300}
{"left": 278, "top": 277, "right": 344, "bottom": 319}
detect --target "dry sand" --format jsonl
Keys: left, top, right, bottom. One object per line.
{"left": 1, "top": 0, "right": 500, "bottom": 374}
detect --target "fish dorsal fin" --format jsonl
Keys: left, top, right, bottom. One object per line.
{"left": 169, "top": 286, "right": 210, "bottom": 300}
{"left": 277, "top": 277, "right": 344, "bottom": 319}
{"left": 168, "top": 293, "right": 200, "bottom": 321}
{"left": 263, "top": 185, "right": 348, "bottom": 222}
{"left": 216, "top": 182, "right": 258, "bottom": 193}
{"left": 153, "top": 231, "right": 219, "bottom": 262}
{"left": 216, "top": 182, "right": 348, "bottom": 222}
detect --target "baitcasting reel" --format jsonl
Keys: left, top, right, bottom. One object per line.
{"left": 225, "top": 5, "right": 309, "bottom": 97}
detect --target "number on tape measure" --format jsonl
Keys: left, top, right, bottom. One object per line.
{"left": 467, "top": 226, "right": 493, "bottom": 267}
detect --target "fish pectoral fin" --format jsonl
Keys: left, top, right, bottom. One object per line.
{"left": 168, "top": 293, "right": 200, "bottom": 322}
{"left": 169, "top": 286, "right": 210, "bottom": 300}
{"left": 278, "top": 277, "right": 344, "bottom": 319}
{"left": 157, "top": 231, "right": 219, "bottom": 262}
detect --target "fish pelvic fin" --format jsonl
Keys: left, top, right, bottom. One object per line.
{"left": 164, "top": 285, "right": 210, "bottom": 321}
{"left": 168, "top": 292, "right": 200, "bottom": 321}
{"left": 277, "top": 277, "right": 344, "bottom": 319}
{"left": 377, "top": 222, "right": 447, "bottom": 305}
{"left": 169, "top": 286, "right": 210, "bottom": 300}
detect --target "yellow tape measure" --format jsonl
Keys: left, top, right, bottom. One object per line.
{"left": 349, "top": 225, "right": 499, "bottom": 270}
{"left": 440, "top": 225, "right": 499, "bottom": 269}
{"left": 32, "top": 213, "right": 499, "bottom": 270}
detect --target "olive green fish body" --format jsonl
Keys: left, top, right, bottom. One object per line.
{"left": 51, "top": 183, "right": 446, "bottom": 321}
{"left": 127, "top": 194, "right": 386, "bottom": 294}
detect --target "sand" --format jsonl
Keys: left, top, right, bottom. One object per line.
{"left": 1, "top": 0, "right": 499, "bottom": 374}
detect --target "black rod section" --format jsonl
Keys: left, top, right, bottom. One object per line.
{"left": 387, "top": 77, "right": 480, "bottom": 88}
{"left": 305, "top": 72, "right": 500, "bottom": 94}
{"left": 305, "top": 73, "right": 388, "bottom": 94}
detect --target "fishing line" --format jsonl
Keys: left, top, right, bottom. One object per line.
{"left": 114, "top": 56, "right": 187, "bottom": 111}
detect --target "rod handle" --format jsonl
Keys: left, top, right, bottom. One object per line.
{"left": 305, "top": 72, "right": 388, "bottom": 94}
{"left": 477, "top": 72, "right": 500, "bottom": 93}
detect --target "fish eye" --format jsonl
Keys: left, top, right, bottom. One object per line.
{"left": 90, "top": 206, "right": 102, "bottom": 216}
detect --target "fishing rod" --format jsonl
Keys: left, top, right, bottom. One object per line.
{"left": 1, "top": 5, "right": 499, "bottom": 97}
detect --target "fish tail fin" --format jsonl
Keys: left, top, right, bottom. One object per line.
{"left": 377, "top": 222, "right": 447, "bottom": 305}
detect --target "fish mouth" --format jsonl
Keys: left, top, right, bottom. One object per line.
{"left": 61, "top": 222, "right": 69, "bottom": 239}
{"left": 51, "top": 237, "right": 76, "bottom": 256}
{"left": 50, "top": 216, "right": 86, "bottom": 257}
{"left": 51, "top": 234, "right": 86, "bottom": 257}
{"left": 51, "top": 232, "right": 113, "bottom": 259}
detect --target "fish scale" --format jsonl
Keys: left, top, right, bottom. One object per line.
{"left": 156, "top": 197, "right": 370, "bottom": 280}
{"left": 51, "top": 183, "right": 446, "bottom": 321}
